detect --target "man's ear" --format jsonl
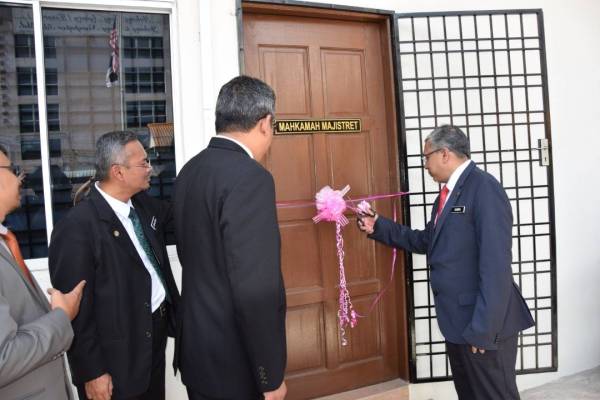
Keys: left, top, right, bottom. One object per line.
{"left": 441, "top": 148, "right": 451, "bottom": 163}
{"left": 109, "top": 164, "right": 124, "bottom": 182}
{"left": 258, "top": 115, "right": 271, "bottom": 136}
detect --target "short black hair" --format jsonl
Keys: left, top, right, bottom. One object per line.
{"left": 215, "top": 75, "right": 275, "bottom": 133}
{"left": 0, "top": 143, "right": 8, "bottom": 156}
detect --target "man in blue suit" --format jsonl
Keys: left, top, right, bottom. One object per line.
{"left": 358, "top": 125, "right": 534, "bottom": 399}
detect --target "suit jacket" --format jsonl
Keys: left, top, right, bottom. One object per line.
{"left": 371, "top": 162, "right": 534, "bottom": 349}
{"left": 48, "top": 187, "right": 180, "bottom": 398}
{"left": 0, "top": 241, "right": 74, "bottom": 400}
{"left": 173, "top": 137, "right": 286, "bottom": 399}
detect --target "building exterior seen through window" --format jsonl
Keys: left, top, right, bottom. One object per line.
{"left": 0, "top": 5, "right": 176, "bottom": 257}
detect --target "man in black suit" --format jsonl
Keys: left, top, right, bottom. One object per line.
{"left": 358, "top": 125, "right": 534, "bottom": 399}
{"left": 174, "top": 76, "right": 287, "bottom": 400}
{"left": 49, "top": 131, "right": 180, "bottom": 400}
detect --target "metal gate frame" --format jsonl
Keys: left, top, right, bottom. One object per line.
{"left": 392, "top": 9, "right": 558, "bottom": 383}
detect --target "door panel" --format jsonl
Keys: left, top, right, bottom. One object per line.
{"left": 260, "top": 47, "right": 312, "bottom": 117}
{"left": 244, "top": 9, "right": 405, "bottom": 398}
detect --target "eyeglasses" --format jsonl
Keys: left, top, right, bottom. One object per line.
{"left": 114, "top": 158, "right": 152, "bottom": 170}
{"left": 421, "top": 148, "right": 443, "bottom": 164}
{"left": 0, "top": 165, "right": 22, "bottom": 176}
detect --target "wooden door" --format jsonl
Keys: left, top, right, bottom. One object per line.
{"left": 243, "top": 6, "right": 408, "bottom": 399}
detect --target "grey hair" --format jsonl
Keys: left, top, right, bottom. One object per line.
{"left": 215, "top": 75, "right": 275, "bottom": 133}
{"left": 95, "top": 131, "right": 138, "bottom": 181}
{"left": 425, "top": 125, "right": 470, "bottom": 158}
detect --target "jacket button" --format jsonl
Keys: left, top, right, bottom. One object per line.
{"left": 144, "top": 302, "right": 150, "bottom": 308}
{"left": 146, "top": 331, "right": 152, "bottom": 338}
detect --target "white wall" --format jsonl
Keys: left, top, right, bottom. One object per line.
{"left": 174, "top": 0, "right": 240, "bottom": 161}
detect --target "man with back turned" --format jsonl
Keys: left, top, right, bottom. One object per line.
{"left": 174, "top": 76, "right": 287, "bottom": 400}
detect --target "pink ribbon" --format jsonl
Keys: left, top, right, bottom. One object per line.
{"left": 304, "top": 186, "right": 407, "bottom": 345}
{"left": 276, "top": 191, "right": 408, "bottom": 210}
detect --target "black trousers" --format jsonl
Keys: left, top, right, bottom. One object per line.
{"left": 186, "top": 389, "right": 263, "bottom": 400}
{"left": 77, "top": 303, "right": 168, "bottom": 400}
{"left": 446, "top": 335, "right": 520, "bottom": 400}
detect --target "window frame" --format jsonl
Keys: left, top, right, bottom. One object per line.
{"left": 0, "top": 0, "right": 183, "bottom": 266}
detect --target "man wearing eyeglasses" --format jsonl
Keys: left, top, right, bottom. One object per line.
{"left": 0, "top": 144, "right": 85, "bottom": 400}
{"left": 357, "top": 125, "right": 534, "bottom": 400}
{"left": 49, "top": 131, "right": 180, "bottom": 400}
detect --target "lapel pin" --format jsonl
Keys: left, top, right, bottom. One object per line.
{"left": 150, "top": 216, "right": 157, "bottom": 231}
{"left": 113, "top": 230, "right": 120, "bottom": 237}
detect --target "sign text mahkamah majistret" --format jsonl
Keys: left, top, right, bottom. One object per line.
{"left": 275, "top": 119, "right": 361, "bottom": 135}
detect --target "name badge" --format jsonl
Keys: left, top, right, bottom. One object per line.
{"left": 451, "top": 206, "right": 466, "bottom": 214}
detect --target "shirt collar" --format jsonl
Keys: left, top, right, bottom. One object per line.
{"left": 0, "top": 222, "right": 7, "bottom": 235}
{"left": 446, "top": 159, "right": 472, "bottom": 191}
{"left": 216, "top": 135, "right": 254, "bottom": 159}
{"left": 95, "top": 182, "right": 133, "bottom": 219}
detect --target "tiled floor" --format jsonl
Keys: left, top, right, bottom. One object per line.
{"left": 313, "top": 366, "right": 600, "bottom": 400}
{"left": 521, "top": 366, "right": 600, "bottom": 399}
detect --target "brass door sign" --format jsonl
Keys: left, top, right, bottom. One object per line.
{"left": 275, "top": 119, "right": 361, "bottom": 135}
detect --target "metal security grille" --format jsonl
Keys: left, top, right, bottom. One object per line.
{"left": 394, "top": 9, "right": 557, "bottom": 382}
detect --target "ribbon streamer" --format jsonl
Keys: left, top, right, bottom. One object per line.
{"left": 308, "top": 185, "right": 407, "bottom": 345}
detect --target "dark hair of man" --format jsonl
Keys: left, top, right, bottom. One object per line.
{"left": 215, "top": 75, "right": 276, "bottom": 134}
{"left": 426, "top": 124, "right": 471, "bottom": 158}
{"left": 0, "top": 143, "right": 8, "bottom": 156}
{"left": 95, "top": 130, "right": 139, "bottom": 181}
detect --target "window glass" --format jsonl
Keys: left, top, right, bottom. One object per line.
{"left": 2, "top": 8, "right": 176, "bottom": 258}
{"left": 38, "top": 9, "right": 176, "bottom": 247}
{"left": 16, "top": 68, "right": 58, "bottom": 96}
{"left": 0, "top": 5, "right": 49, "bottom": 258}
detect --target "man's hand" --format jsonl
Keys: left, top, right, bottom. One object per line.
{"left": 264, "top": 381, "right": 287, "bottom": 400}
{"left": 47, "top": 280, "right": 86, "bottom": 321}
{"left": 357, "top": 211, "right": 378, "bottom": 235}
{"left": 471, "top": 346, "right": 486, "bottom": 354}
{"left": 84, "top": 373, "right": 113, "bottom": 400}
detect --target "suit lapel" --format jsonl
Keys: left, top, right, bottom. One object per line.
{"left": 0, "top": 242, "right": 50, "bottom": 311}
{"left": 89, "top": 187, "right": 146, "bottom": 270}
{"left": 430, "top": 162, "right": 476, "bottom": 250}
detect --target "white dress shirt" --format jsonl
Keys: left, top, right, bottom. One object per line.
{"left": 440, "top": 159, "right": 472, "bottom": 213}
{"left": 95, "top": 182, "right": 166, "bottom": 311}
{"left": 216, "top": 135, "right": 254, "bottom": 159}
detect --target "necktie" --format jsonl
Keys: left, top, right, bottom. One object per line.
{"left": 128, "top": 208, "right": 170, "bottom": 302}
{"left": 0, "top": 229, "right": 34, "bottom": 285}
{"left": 435, "top": 185, "right": 449, "bottom": 225}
